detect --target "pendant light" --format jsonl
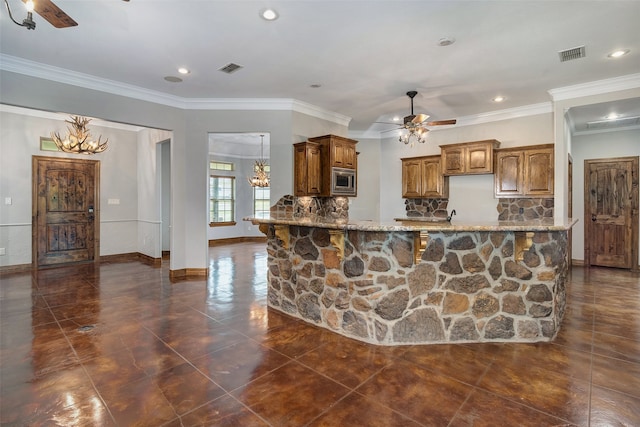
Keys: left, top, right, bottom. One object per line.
{"left": 248, "top": 135, "right": 269, "bottom": 187}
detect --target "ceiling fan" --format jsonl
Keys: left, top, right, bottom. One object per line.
{"left": 377, "top": 91, "right": 456, "bottom": 144}
{"left": 5, "top": 0, "right": 128, "bottom": 29}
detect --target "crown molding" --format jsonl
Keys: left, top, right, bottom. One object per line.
{"left": 548, "top": 73, "right": 640, "bottom": 101}
{"left": 455, "top": 102, "right": 552, "bottom": 127}
{"left": 0, "top": 54, "right": 351, "bottom": 126}
{"left": 0, "top": 103, "right": 145, "bottom": 131}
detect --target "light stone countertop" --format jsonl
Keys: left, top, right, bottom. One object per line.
{"left": 244, "top": 215, "right": 578, "bottom": 232}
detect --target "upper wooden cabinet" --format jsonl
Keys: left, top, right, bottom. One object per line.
{"left": 294, "top": 135, "right": 359, "bottom": 197}
{"left": 401, "top": 155, "right": 449, "bottom": 198}
{"left": 308, "top": 134, "right": 358, "bottom": 169}
{"left": 494, "top": 144, "right": 554, "bottom": 198}
{"left": 440, "top": 140, "right": 500, "bottom": 175}
{"left": 293, "top": 141, "right": 322, "bottom": 196}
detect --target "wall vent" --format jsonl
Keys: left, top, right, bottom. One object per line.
{"left": 219, "top": 63, "right": 243, "bottom": 74}
{"left": 558, "top": 46, "right": 586, "bottom": 62}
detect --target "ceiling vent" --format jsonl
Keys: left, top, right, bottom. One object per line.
{"left": 219, "top": 63, "right": 243, "bottom": 74}
{"left": 558, "top": 46, "right": 586, "bottom": 62}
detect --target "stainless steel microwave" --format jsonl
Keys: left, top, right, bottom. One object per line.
{"left": 331, "top": 167, "right": 356, "bottom": 196}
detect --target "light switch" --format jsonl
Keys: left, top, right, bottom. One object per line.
{"left": 4, "top": 197, "right": 11, "bottom": 205}
{"left": 108, "top": 199, "right": 120, "bottom": 205}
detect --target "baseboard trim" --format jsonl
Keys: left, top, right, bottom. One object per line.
{"left": 0, "top": 263, "right": 32, "bottom": 275}
{"left": 169, "top": 268, "right": 209, "bottom": 280}
{"left": 100, "top": 252, "right": 162, "bottom": 267}
{"left": 209, "top": 236, "right": 267, "bottom": 246}
{"left": 571, "top": 259, "right": 585, "bottom": 267}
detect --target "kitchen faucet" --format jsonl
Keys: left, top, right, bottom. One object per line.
{"left": 447, "top": 209, "right": 456, "bottom": 222}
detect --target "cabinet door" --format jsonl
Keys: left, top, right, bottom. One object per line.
{"left": 402, "top": 159, "right": 422, "bottom": 198}
{"left": 442, "top": 146, "right": 465, "bottom": 175}
{"left": 495, "top": 151, "right": 525, "bottom": 197}
{"left": 524, "top": 148, "right": 554, "bottom": 196}
{"left": 343, "top": 144, "right": 356, "bottom": 168}
{"left": 294, "top": 144, "right": 322, "bottom": 196}
{"left": 333, "top": 141, "right": 345, "bottom": 167}
{"left": 333, "top": 141, "right": 356, "bottom": 169}
{"left": 294, "top": 145, "right": 308, "bottom": 196}
{"left": 306, "top": 145, "right": 322, "bottom": 195}
{"left": 422, "top": 158, "right": 448, "bottom": 198}
{"left": 466, "top": 143, "right": 493, "bottom": 174}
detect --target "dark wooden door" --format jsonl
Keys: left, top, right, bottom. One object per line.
{"left": 33, "top": 156, "right": 100, "bottom": 268}
{"left": 585, "top": 157, "right": 638, "bottom": 269}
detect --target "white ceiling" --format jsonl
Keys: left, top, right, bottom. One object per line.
{"left": 1, "top": 0, "right": 639, "bottom": 143}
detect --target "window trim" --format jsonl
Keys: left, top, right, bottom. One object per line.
{"left": 209, "top": 174, "right": 236, "bottom": 226}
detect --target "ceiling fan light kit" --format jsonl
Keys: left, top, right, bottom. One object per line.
{"left": 377, "top": 91, "right": 457, "bottom": 146}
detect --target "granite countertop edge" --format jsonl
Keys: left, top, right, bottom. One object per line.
{"left": 243, "top": 216, "right": 578, "bottom": 232}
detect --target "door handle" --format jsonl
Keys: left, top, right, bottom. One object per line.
{"left": 591, "top": 214, "right": 596, "bottom": 222}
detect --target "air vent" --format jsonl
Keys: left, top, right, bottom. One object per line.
{"left": 587, "top": 116, "right": 640, "bottom": 130}
{"left": 219, "top": 63, "right": 243, "bottom": 74}
{"left": 558, "top": 46, "right": 586, "bottom": 62}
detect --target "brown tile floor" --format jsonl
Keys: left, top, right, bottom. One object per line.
{"left": 1, "top": 242, "right": 639, "bottom": 426}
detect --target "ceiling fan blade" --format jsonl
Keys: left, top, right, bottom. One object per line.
{"left": 380, "top": 127, "right": 403, "bottom": 133}
{"left": 426, "top": 119, "right": 457, "bottom": 126}
{"left": 25, "top": 0, "right": 77, "bottom": 28}
{"left": 411, "top": 113, "right": 430, "bottom": 124}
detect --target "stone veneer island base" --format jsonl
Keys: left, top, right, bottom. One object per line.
{"left": 251, "top": 216, "right": 575, "bottom": 345}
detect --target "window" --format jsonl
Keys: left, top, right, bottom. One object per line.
{"left": 209, "top": 176, "right": 235, "bottom": 226}
{"left": 210, "top": 161, "right": 234, "bottom": 171}
{"left": 253, "top": 186, "right": 270, "bottom": 219}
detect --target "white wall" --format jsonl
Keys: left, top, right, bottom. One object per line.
{"left": 349, "top": 137, "right": 381, "bottom": 221}
{"left": 571, "top": 128, "right": 640, "bottom": 263}
{"left": 0, "top": 108, "right": 140, "bottom": 266}
{"left": 379, "top": 113, "right": 554, "bottom": 221}
{"left": 160, "top": 141, "right": 171, "bottom": 252}
{"left": 137, "top": 128, "right": 173, "bottom": 259}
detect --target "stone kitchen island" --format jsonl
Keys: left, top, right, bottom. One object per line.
{"left": 248, "top": 214, "right": 577, "bottom": 345}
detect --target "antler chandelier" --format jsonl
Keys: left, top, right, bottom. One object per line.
{"left": 51, "top": 116, "right": 108, "bottom": 154}
{"left": 248, "top": 135, "right": 270, "bottom": 187}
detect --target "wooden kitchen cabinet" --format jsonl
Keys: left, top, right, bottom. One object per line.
{"left": 308, "top": 134, "right": 358, "bottom": 169}
{"left": 294, "top": 141, "right": 322, "bottom": 196}
{"left": 401, "top": 155, "right": 449, "bottom": 198}
{"left": 440, "top": 140, "right": 500, "bottom": 175}
{"left": 494, "top": 144, "right": 554, "bottom": 197}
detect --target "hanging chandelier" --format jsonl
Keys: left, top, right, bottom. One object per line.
{"left": 51, "top": 116, "right": 108, "bottom": 154}
{"left": 248, "top": 135, "right": 270, "bottom": 187}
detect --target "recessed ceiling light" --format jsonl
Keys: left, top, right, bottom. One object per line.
{"left": 605, "top": 113, "right": 620, "bottom": 120}
{"left": 492, "top": 96, "right": 505, "bottom": 102}
{"left": 260, "top": 8, "right": 279, "bottom": 21}
{"left": 392, "top": 116, "right": 401, "bottom": 122}
{"left": 178, "top": 67, "right": 190, "bottom": 75}
{"left": 309, "top": 84, "right": 322, "bottom": 88}
{"left": 608, "top": 49, "right": 630, "bottom": 58}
